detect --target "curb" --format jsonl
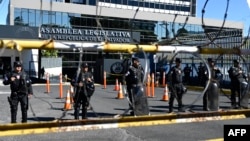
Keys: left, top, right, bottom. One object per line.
{"left": 186, "top": 86, "right": 231, "bottom": 94}
{"left": 0, "top": 109, "right": 250, "bottom": 137}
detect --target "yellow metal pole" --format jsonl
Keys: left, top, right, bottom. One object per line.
{"left": 1, "top": 39, "right": 250, "bottom": 55}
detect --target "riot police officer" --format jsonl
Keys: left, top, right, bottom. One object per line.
{"left": 3, "top": 61, "right": 33, "bottom": 123}
{"left": 71, "top": 63, "right": 95, "bottom": 119}
{"left": 228, "top": 59, "right": 248, "bottom": 109}
{"left": 203, "top": 58, "right": 223, "bottom": 111}
{"left": 124, "top": 57, "right": 144, "bottom": 115}
{"left": 198, "top": 62, "right": 206, "bottom": 86}
{"left": 183, "top": 64, "right": 192, "bottom": 84}
{"left": 168, "top": 58, "right": 186, "bottom": 113}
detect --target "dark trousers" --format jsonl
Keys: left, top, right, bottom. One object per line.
{"left": 169, "top": 84, "right": 184, "bottom": 112}
{"left": 230, "top": 85, "right": 241, "bottom": 108}
{"left": 74, "top": 92, "right": 89, "bottom": 119}
{"left": 184, "top": 74, "right": 190, "bottom": 84}
{"left": 9, "top": 93, "right": 28, "bottom": 123}
{"left": 126, "top": 86, "right": 134, "bottom": 108}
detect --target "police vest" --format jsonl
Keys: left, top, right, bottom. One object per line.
{"left": 9, "top": 71, "right": 29, "bottom": 93}
{"left": 127, "top": 66, "right": 143, "bottom": 85}
{"left": 170, "top": 66, "right": 182, "bottom": 84}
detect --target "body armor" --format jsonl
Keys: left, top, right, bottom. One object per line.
{"left": 3, "top": 70, "right": 33, "bottom": 123}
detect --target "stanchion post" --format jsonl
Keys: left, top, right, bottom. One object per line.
{"left": 162, "top": 72, "right": 166, "bottom": 87}
{"left": 103, "top": 71, "right": 107, "bottom": 89}
{"left": 146, "top": 73, "right": 151, "bottom": 97}
{"left": 45, "top": 72, "right": 50, "bottom": 93}
{"left": 59, "top": 73, "right": 63, "bottom": 99}
{"left": 151, "top": 73, "right": 155, "bottom": 97}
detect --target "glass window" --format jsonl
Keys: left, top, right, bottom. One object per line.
{"left": 149, "top": 2, "right": 154, "bottom": 9}
{"left": 62, "top": 12, "right": 70, "bottom": 27}
{"left": 89, "top": 0, "right": 96, "bottom": 5}
{"left": 138, "top": 1, "right": 143, "bottom": 7}
{"left": 21, "top": 9, "right": 29, "bottom": 26}
{"left": 42, "top": 11, "right": 49, "bottom": 25}
{"left": 155, "top": 3, "right": 159, "bottom": 9}
{"left": 56, "top": 12, "right": 62, "bottom": 27}
{"left": 28, "top": 9, "right": 36, "bottom": 27}
{"left": 145, "top": 2, "right": 149, "bottom": 8}
{"left": 35, "top": 10, "right": 41, "bottom": 27}
{"left": 116, "top": 0, "right": 122, "bottom": 4}
{"left": 14, "top": 8, "right": 22, "bottom": 25}
{"left": 165, "top": 4, "right": 170, "bottom": 10}
{"left": 181, "top": 6, "right": 190, "bottom": 12}
{"left": 132, "top": 0, "right": 138, "bottom": 6}
{"left": 111, "top": 0, "right": 117, "bottom": 3}
{"left": 122, "top": 0, "right": 128, "bottom": 5}
{"left": 128, "top": 0, "right": 133, "bottom": 5}
{"left": 50, "top": 11, "right": 56, "bottom": 25}
{"left": 72, "top": 0, "right": 84, "bottom": 4}
{"left": 160, "top": 4, "right": 164, "bottom": 10}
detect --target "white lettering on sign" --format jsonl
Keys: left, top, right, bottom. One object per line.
{"left": 228, "top": 129, "right": 247, "bottom": 136}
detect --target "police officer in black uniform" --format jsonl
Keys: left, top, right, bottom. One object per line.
{"left": 168, "top": 58, "right": 186, "bottom": 113}
{"left": 203, "top": 58, "right": 223, "bottom": 111}
{"left": 228, "top": 59, "right": 248, "bottom": 109}
{"left": 183, "top": 64, "right": 192, "bottom": 84}
{"left": 198, "top": 62, "right": 206, "bottom": 86}
{"left": 124, "top": 57, "right": 144, "bottom": 115}
{"left": 3, "top": 61, "right": 33, "bottom": 123}
{"left": 71, "top": 63, "right": 95, "bottom": 119}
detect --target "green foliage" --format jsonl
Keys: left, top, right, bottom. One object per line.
{"left": 41, "top": 50, "right": 58, "bottom": 57}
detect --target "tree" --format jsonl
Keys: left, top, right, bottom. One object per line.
{"left": 41, "top": 50, "right": 58, "bottom": 57}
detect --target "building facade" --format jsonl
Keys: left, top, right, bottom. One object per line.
{"left": 0, "top": 0, "right": 245, "bottom": 83}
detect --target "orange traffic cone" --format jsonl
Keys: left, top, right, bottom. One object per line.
{"left": 64, "top": 90, "right": 72, "bottom": 110}
{"left": 161, "top": 84, "right": 169, "bottom": 101}
{"left": 114, "top": 78, "right": 119, "bottom": 91}
{"left": 116, "top": 83, "right": 124, "bottom": 99}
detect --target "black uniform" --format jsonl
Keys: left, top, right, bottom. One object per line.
{"left": 3, "top": 62, "right": 33, "bottom": 123}
{"left": 183, "top": 64, "right": 192, "bottom": 84}
{"left": 124, "top": 57, "right": 146, "bottom": 115}
{"left": 198, "top": 63, "right": 206, "bottom": 86}
{"left": 71, "top": 63, "right": 95, "bottom": 119}
{"left": 168, "top": 58, "right": 186, "bottom": 113}
{"left": 203, "top": 58, "right": 223, "bottom": 111}
{"left": 228, "top": 60, "right": 248, "bottom": 109}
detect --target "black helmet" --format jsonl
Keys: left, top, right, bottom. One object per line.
{"left": 14, "top": 61, "right": 22, "bottom": 67}
{"left": 81, "top": 63, "right": 88, "bottom": 68}
{"left": 175, "top": 58, "right": 181, "bottom": 63}
{"left": 233, "top": 59, "right": 240, "bottom": 63}
{"left": 132, "top": 57, "right": 139, "bottom": 62}
{"left": 207, "top": 58, "right": 215, "bottom": 62}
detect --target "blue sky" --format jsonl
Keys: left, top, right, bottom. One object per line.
{"left": 0, "top": 0, "right": 250, "bottom": 35}
{"left": 197, "top": 0, "right": 250, "bottom": 35}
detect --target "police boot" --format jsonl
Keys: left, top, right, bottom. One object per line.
{"left": 74, "top": 108, "right": 80, "bottom": 120}
{"left": 168, "top": 106, "right": 173, "bottom": 113}
{"left": 168, "top": 97, "right": 174, "bottom": 113}
{"left": 21, "top": 111, "right": 28, "bottom": 123}
{"left": 231, "top": 101, "right": 237, "bottom": 109}
{"left": 11, "top": 115, "right": 17, "bottom": 123}
{"left": 11, "top": 109, "right": 17, "bottom": 123}
{"left": 178, "top": 100, "right": 185, "bottom": 112}
{"left": 82, "top": 107, "right": 87, "bottom": 119}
